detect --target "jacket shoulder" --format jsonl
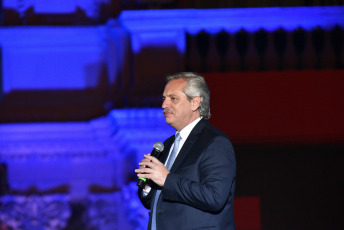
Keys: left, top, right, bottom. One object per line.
{"left": 199, "top": 119, "right": 230, "bottom": 140}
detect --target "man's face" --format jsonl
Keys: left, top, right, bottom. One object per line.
{"left": 162, "top": 79, "right": 200, "bottom": 131}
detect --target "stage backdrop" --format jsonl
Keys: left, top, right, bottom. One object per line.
{"left": 205, "top": 69, "right": 344, "bottom": 230}
{"left": 204, "top": 69, "right": 344, "bottom": 145}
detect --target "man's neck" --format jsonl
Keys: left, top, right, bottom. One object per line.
{"left": 178, "top": 117, "right": 202, "bottom": 135}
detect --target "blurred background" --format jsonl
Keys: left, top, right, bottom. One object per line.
{"left": 0, "top": 0, "right": 344, "bottom": 230}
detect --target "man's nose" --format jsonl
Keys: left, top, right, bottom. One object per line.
{"left": 162, "top": 99, "right": 168, "bottom": 108}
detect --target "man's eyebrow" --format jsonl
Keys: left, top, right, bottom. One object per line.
{"left": 163, "top": 93, "right": 178, "bottom": 97}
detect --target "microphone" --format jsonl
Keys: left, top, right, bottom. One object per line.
{"left": 137, "top": 142, "right": 164, "bottom": 188}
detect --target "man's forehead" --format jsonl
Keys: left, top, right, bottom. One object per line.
{"left": 163, "top": 91, "right": 185, "bottom": 97}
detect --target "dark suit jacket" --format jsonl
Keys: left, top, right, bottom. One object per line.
{"left": 139, "top": 119, "right": 236, "bottom": 230}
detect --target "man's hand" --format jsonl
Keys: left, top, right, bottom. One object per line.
{"left": 135, "top": 154, "right": 170, "bottom": 187}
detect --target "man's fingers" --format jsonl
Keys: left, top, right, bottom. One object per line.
{"left": 139, "top": 160, "right": 154, "bottom": 168}
{"left": 136, "top": 166, "right": 153, "bottom": 175}
{"left": 144, "top": 155, "right": 161, "bottom": 164}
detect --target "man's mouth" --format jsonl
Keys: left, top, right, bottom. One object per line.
{"left": 163, "top": 109, "right": 173, "bottom": 115}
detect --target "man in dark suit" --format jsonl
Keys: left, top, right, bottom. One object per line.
{"left": 135, "top": 72, "right": 236, "bottom": 230}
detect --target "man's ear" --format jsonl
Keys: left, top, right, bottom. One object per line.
{"left": 191, "top": 96, "right": 201, "bottom": 111}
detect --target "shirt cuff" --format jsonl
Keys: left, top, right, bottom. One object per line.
{"left": 142, "top": 186, "right": 151, "bottom": 197}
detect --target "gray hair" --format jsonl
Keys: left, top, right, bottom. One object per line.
{"left": 165, "top": 72, "right": 211, "bottom": 120}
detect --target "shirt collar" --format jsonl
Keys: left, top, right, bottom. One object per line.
{"left": 177, "top": 117, "right": 202, "bottom": 141}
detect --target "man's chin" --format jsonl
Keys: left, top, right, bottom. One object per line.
{"left": 164, "top": 117, "right": 174, "bottom": 125}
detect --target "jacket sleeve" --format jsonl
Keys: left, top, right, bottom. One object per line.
{"left": 138, "top": 185, "right": 155, "bottom": 210}
{"left": 161, "top": 135, "right": 236, "bottom": 212}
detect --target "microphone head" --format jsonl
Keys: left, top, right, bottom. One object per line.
{"left": 153, "top": 142, "right": 164, "bottom": 152}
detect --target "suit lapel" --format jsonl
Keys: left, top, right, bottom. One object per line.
{"left": 169, "top": 119, "right": 206, "bottom": 172}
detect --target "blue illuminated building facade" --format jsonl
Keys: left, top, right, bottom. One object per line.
{"left": 0, "top": 2, "right": 344, "bottom": 230}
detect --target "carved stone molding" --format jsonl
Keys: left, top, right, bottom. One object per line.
{"left": 0, "top": 194, "right": 71, "bottom": 230}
